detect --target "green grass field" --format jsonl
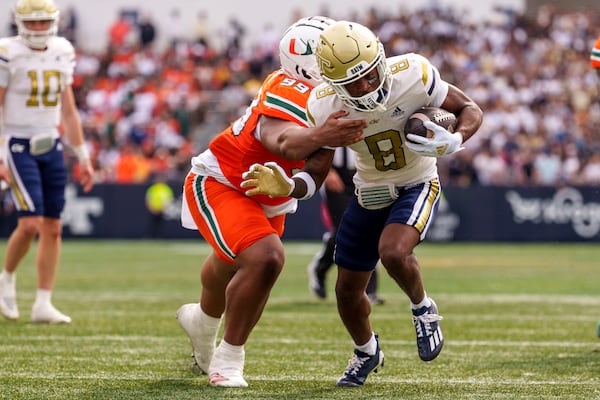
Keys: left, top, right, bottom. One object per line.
{"left": 0, "top": 240, "right": 599, "bottom": 400}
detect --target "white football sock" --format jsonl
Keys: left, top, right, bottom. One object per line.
{"left": 411, "top": 292, "right": 432, "bottom": 310}
{"left": 35, "top": 289, "right": 52, "bottom": 305}
{"left": 355, "top": 332, "right": 378, "bottom": 355}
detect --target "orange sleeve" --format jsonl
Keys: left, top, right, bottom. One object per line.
{"left": 591, "top": 36, "right": 600, "bottom": 69}
{"left": 257, "top": 71, "right": 312, "bottom": 126}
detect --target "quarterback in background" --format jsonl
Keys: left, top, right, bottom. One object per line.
{"left": 242, "top": 21, "right": 483, "bottom": 386}
{"left": 0, "top": 0, "right": 94, "bottom": 323}
{"left": 176, "top": 16, "right": 366, "bottom": 387}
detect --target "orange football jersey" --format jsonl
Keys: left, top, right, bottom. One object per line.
{"left": 209, "top": 69, "right": 313, "bottom": 206}
{"left": 592, "top": 36, "right": 600, "bottom": 69}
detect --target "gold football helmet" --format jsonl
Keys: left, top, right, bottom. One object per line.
{"left": 14, "top": 0, "right": 60, "bottom": 49}
{"left": 316, "top": 21, "right": 392, "bottom": 112}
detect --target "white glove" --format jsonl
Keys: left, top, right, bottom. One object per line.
{"left": 406, "top": 121, "right": 464, "bottom": 157}
{"left": 241, "top": 162, "right": 294, "bottom": 197}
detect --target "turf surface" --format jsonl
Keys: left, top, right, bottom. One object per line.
{"left": 0, "top": 241, "right": 598, "bottom": 399}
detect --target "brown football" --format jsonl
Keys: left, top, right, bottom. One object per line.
{"left": 404, "top": 107, "right": 457, "bottom": 142}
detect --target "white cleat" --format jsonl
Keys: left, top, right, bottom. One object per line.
{"left": 0, "top": 273, "right": 19, "bottom": 321}
{"left": 0, "top": 295, "right": 19, "bottom": 321}
{"left": 176, "top": 303, "right": 215, "bottom": 375}
{"left": 208, "top": 345, "right": 248, "bottom": 387}
{"left": 208, "top": 371, "right": 248, "bottom": 387}
{"left": 31, "top": 303, "right": 72, "bottom": 324}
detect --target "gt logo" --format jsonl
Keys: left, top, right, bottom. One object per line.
{"left": 11, "top": 143, "right": 25, "bottom": 153}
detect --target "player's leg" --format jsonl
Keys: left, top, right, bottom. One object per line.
{"left": 36, "top": 217, "right": 61, "bottom": 291}
{"left": 0, "top": 137, "right": 43, "bottom": 321}
{"left": 335, "top": 274, "right": 384, "bottom": 387}
{"left": 223, "top": 232, "right": 284, "bottom": 345}
{"left": 31, "top": 217, "right": 71, "bottom": 323}
{"left": 3, "top": 216, "right": 40, "bottom": 273}
{"left": 184, "top": 174, "right": 285, "bottom": 344}
{"left": 378, "top": 223, "right": 424, "bottom": 302}
{"left": 199, "top": 253, "right": 235, "bottom": 319}
{"left": 31, "top": 141, "right": 70, "bottom": 324}
{"left": 335, "top": 267, "right": 374, "bottom": 345}
{"left": 383, "top": 179, "right": 443, "bottom": 361}
{"left": 182, "top": 173, "right": 285, "bottom": 387}
{"left": 0, "top": 216, "right": 39, "bottom": 320}
{"left": 204, "top": 231, "right": 285, "bottom": 387}
{"left": 333, "top": 196, "right": 386, "bottom": 386}
{"left": 177, "top": 253, "right": 229, "bottom": 375}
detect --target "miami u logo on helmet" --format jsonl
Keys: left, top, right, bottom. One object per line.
{"left": 288, "top": 38, "right": 314, "bottom": 56}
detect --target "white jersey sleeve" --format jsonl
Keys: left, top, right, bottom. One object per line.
{"left": 307, "top": 53, "right": 450, "bottom": 188}
{"left": 0, "top": 36, "right": 75, "bottom": 137}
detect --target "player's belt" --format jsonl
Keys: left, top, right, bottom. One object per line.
{"left": 29, "top": 133, "right": 56, "bottom": 156}
{"left": 355, "top": 184, "right": 399, "bottom": 210}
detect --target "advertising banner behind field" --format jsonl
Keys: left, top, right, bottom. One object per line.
{"left": 0, "top": 184, "right": 598, "bottom": 242}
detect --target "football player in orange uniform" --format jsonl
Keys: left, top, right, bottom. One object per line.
{"left": 175, "top": 16, "right": 367, "bottom": 387}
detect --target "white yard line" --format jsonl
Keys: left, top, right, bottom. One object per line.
{"left": 5, "top": 335, "right": 599, "bottom": 349}
{"left": 0, "top": 372, "right": 597, "bottom": 386}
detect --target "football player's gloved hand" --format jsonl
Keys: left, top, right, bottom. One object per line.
{"left": 406, "top": 121, "right": 464, "bottom": 158}
{"left": 241, "top": 162, "right": 294, "bottom": 197}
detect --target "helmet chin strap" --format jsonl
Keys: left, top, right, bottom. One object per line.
{"left": 347, "top": 87, "right": 389, "bottom": 112}
{"left": 22, "top": 32, "right": 50, "bottom": 49}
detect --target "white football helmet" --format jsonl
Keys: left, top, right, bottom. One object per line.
{"left": 14, "top": 0, "right": 60, "bottom": 49}
{"left": 279, "top": 16, "right": 336, "bottom": 86}
{"left": 316, "top": 21, "right": 392, "bottom": 112}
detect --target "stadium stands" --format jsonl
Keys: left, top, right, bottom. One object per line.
{"left": 62, "top": 6, "right": 600, "bottom": 187}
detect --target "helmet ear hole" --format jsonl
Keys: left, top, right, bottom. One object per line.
{"left": 279, "top": 16, "right": 336, "bottom": 86}
{"left": 297, "top": 67, "right": 312, "bottom": 81}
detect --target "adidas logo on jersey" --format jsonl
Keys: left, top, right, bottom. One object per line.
{"left": 391, "top": 106, "right": 404, "bottom": 119}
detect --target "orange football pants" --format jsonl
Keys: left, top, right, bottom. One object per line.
{"left": 184, "top": 172, "right": 285, "bottom": 264}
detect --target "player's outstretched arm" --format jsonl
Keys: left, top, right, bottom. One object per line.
{"left": 241, "top": 148, "right": 334, "bottom": 199}
{"left": 260, "top": 111, "right": 366, "bottom": 161}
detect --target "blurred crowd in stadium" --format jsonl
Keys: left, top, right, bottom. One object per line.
{"left": 25, "top": 4, "right": 600, "bottom": 187}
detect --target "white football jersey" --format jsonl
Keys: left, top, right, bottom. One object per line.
{"left": 307, "top": 53, "right": 449, "bottom": 188}
{"left": 0, "top": 36, "right": 75, "bottom": 138}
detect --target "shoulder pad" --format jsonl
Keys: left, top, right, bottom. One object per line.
{"left": 47, "top": 36, "right": 75, "bottom": 54}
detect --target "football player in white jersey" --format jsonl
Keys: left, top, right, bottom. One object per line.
{"left": 0, "top": 0, "right": 94, "bottom": 324}
{"left": 242, "top": 20, "right": 483, "bottom": 386}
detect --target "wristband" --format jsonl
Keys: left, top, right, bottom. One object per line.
{"left": 73, "top": 144, "right": 90, "bottom": 162}
{"left": 293, "top": 171, "right": 316, "bottom": 200}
